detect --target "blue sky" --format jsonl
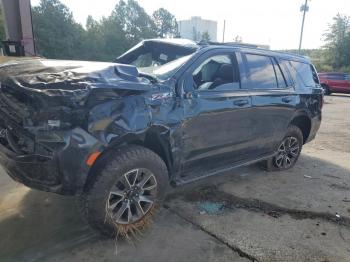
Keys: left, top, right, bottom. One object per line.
{"left": 31, "top": 0, "right": 350, "bottom": 50}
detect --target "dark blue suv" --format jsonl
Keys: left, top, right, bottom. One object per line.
{"left": 0, "top": 39, "right": 323, "bottom": 236}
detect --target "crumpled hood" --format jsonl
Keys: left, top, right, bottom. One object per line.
{"left": 0, "top": 59, "right": 151, "bottom": 98}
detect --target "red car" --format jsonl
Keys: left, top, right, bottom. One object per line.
{"left": 318, "top": 72, "right": 350, "bottom": 95}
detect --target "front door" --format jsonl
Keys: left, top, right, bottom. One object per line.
{"left": 179, "top": 51, "right": 254, "bottom": 174}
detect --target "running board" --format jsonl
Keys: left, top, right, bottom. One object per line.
{"left": 173, "top": 154, "right": 275, "bottom": 186}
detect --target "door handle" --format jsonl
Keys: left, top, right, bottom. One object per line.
{"left": 282, "top": 97, "right": 293, "bottom": 103}
{"left": 233, "top": 99, "right": 249, "bottom": 107}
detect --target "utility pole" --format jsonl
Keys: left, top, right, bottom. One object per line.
{"left": 222, "top": 20, "right": 226, "bottom": 42}
{"left": 298, "top": 0, "right": 309, "bottom": 53}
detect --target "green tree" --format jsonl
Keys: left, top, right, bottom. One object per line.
{"left": 113, "top": 0, "right": 157, "bottom": 46}
{"left": 31, "top": 0, "right": 180, "bottom": 61}
{"left": 32, "top": 0, "right": 85, "bottom": 59}
{"left": 79, "top": 16, "right": 104, "bottom": 60}
{"left": 152, "top": 8, "right": 178, "bottom": 38}
{"left": 201, "top": 31, "right": 210, "bottom": 42}
{"left": 97, "top": 16, "right": 129, "bottom": 60}
{"left": 323, "top": 13, "right": 350, "bottom": 69}
{"left": 80, "top": 14, "right": 131, "bottom": 61}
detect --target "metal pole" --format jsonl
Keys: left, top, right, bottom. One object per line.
{"left": 19, "top": 0, "right": 36, "bottom": 56}
{"left": 1, "top": 0, "right": 35, "bottom": 56}
{"left": 298, "top": 0, "right": 308, "bottom": 53}
{"left": 1, "top": 0, "right": 22, "bottom": 41}
{"left": 222, "top": 20, "right": 226, "bottom": 42}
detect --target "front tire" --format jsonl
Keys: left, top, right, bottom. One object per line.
{"left": 80, "top": 145, "right": 168, "bottom": 238}
{"left": 263, "top": 125, "right": 303, "bottom": 172}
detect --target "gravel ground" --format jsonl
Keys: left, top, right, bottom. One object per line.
{"left": 0, "top": 94, "right": 350, "bottom": 262}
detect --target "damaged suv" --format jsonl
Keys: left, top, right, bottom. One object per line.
{"left": 0, "top": 39, "right": 322, "bottom": 236}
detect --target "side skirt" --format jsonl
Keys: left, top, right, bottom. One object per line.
{"left": 172, "top": 153, "right": 276, "bottom": 186}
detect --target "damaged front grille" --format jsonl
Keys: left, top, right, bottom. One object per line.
{"left": 0, "top": 126, "right": 56, "bottom": 157}
{"left": 0, "top": 85, "right": 48, "bottom": 155}
{"left": 0, "top": 85, "right": 32, "bottom": 154}
{"left": 0, "top": 95, "right": 24, "bottom": 125}
{"left": 0, "top": 86, "right": 31, "bottom": 126}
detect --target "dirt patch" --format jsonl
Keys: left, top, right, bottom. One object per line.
{"left": 167, "top": 185, "right": 350, "bottom": 228}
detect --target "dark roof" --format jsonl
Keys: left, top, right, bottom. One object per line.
{"left": 197, "top": 41, "right": 310, "bottom": 63}
{"left": 141, "top": 38, "right": 310, "bottom": 63}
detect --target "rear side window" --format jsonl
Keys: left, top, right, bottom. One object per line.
{"left": 245, "top": 54, "right": 278, "bottom": 89}
{"left": 285, "top": 60, "right": 319, "bottom": 87}
{"left": 279, "top": 60, "right": 294, "bottom": 86}
{"left": 272, "top": 59, "right": 287, "bottom": 88}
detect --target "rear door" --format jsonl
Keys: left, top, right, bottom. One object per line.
{"left": 238, "top": 52, "right": 297, "bottom": 155}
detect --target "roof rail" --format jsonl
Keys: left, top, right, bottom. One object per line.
{"left": 273, "top": 50, "right": 311, "bottom": 60}
{"left": 197, "top": 41, "right": 310, "bottom": 61}
{"left": 198, "top": 41, "right": 259, "bottom": 48}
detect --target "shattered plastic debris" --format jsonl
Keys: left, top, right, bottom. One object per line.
{"left": 198, "top": 201, "right": 225, "bottom": 215}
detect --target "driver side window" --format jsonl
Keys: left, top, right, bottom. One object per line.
{"left": 192, "top": 54, "right": 240, "bottom": 91}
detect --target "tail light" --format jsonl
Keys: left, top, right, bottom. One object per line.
{"left": 320, "top": 94, "right": 324, "bottom": 109}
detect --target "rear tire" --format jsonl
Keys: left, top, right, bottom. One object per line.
{"left": 262, "top": 125, "right": 303, "bottom": 172}
{"left": 80, "top": 145, "right": 168, "bottom": 238}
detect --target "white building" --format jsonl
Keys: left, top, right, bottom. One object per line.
{"left": 178, "top": 16, "right": 217, "bottom": 42}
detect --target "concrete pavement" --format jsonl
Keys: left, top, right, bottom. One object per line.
{"left": 1, "top": 95, "right": 350, "bottom": 261}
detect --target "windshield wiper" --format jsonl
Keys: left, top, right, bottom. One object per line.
{"left": 139, "top": 72, "right": 158, "bottom": 83}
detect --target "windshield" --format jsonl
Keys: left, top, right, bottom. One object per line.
{"left": 116, "top": 40, "right": 197, "bottom": 80}
{"left": 139, "top": 54, "right": 193, "bottom": 80}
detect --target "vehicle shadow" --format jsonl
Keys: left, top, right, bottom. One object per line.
{"left": 166, "top": 153, "right": 350, "bottom": 205}
{"left": 0, "top": 189, "right": 99, "bottom": 262}
{"left": 0, "top": 153, "right": 349, "bottom": 261}
{"left": 0, "top": 185, "right": 241, "bottom": 262}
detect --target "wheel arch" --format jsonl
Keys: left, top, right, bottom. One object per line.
{"left": 83, "top": 128, "right": 174, "bottom": 192}
{"left": 289, "top": 114, "right": 311, "bottom": 144}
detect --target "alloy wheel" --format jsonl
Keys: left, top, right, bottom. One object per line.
{"left": 274, "top": 136, "right": 300, "bottom": 169}
{"left": 107, "top": 168, "right": 158, "bottom": 225}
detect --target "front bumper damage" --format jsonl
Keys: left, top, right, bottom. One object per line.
{"left": 0, "top": 127, "right": 103, "bottom": 195}
{"left": 0, "top": 59, "right": 144, "bottom": 195}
